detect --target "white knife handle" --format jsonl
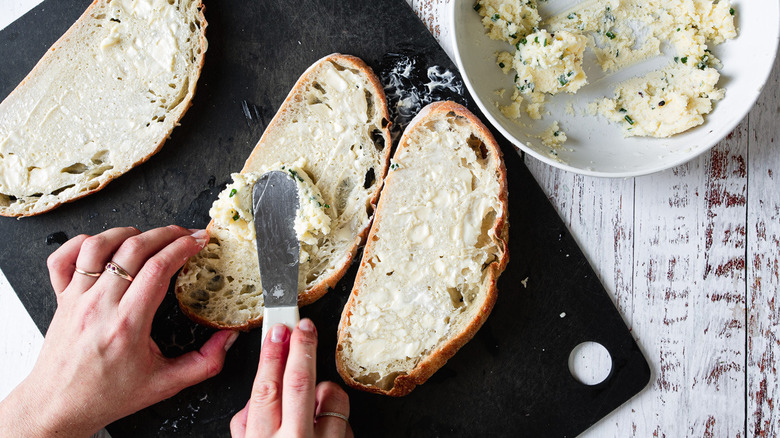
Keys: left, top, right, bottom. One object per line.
{"left": 261, "top": 306, "right": 300, "bottom": 348}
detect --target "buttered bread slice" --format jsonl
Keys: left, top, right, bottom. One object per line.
{"left": 0, "top": 0, "right": 207, "bottom": 216}
{"left": 175, "top": 54, "right": 392, "bottom": 330}
{"left": 336, "top": 101, "right": 509, "bottom": 396}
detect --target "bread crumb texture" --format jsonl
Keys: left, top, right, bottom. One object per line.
{"left": 0, "top": 0, "right": 206, "bottom": 216}
{"left": 176, "top": 56, "right": 390, "bottom": 328}
{"left": 477, "top": 0, "right": 737, "bottom": 139}
{"left": 339, "top": 107, "right": 506, "bottom": 392}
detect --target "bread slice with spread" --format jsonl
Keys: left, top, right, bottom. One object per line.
{"left": 175, "top": 54, "right": 392, "bottom": 330}
{"left": 336, "top": 101, "right": 509, "bottom": 396}
{"left": 0, "top": 0, "right": 207, "bottom": 216}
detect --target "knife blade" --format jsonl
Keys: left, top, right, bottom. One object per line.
{"left": 253, "top": 170, "right": 301, "bottom": 347}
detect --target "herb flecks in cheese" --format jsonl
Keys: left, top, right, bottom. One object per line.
{"left": 477, "top": 0, "right": 737, "bottom": 140}
{"left": 497, "top": 29, "right": 587, "bottom": 119}
{"left": 539, "top": 121, "right": 567, "bottom": 148}
{"left": 476, "top": 0, "right": 541, "bottom": 44}
{"left": 546, "top": 0, "right": 736, "bottom": 74}
{"left": 210, "top": 159, "right": 332, "bottom": 263}
{"left": 592, "top": 63, "right": 724, "bottom": 137}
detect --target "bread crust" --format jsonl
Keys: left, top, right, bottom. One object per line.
{"left": 176, "top": 53, "right": 392, "bottom": 331}
{"left": 335, "top": 101, "right": 509, "bottom": 396}
{"left": 0, "top": 0, "right": 208, "bottom": 217}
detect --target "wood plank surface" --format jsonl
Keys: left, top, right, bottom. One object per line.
{"left": 407, "top": 0, "right": 779, "bottom": 436}
{"left": 748, "top": 53, "right": 780, "bottom": 438}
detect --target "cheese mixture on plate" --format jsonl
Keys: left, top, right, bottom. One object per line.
{"left": 475, "top": 0, "right": 738, "bottom": 145}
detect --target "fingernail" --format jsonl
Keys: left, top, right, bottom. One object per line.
{"left": 191, "top": 229, "right": 209, "bottom": 247}
{"left": 270, "top": 324, "right": 289, "bottom": 343}
{"left": 224, "top": 331, "right": 239, "bottom": 351}
{"left": 298, "top": 318, "right": 316, "bottom": 334}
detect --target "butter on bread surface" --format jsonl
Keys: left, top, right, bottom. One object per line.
{"left": 175, "top": 54, "right": 392, "bottom": 330}
{"left": 336, "top": 101, "right": 509, "bottom": 396}
{"left": 0, "top": 0, "right": 207, "bottom": 216}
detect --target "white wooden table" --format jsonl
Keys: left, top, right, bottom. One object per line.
{"left": 2, "top": 1, "right": 778, "bottom": 436}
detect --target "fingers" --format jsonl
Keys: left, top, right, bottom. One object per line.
{"left": 69, "top": 227, "right": 141, "bottom": 292}
{"left": 97, "top": 226, "right": 193, "bottom": 301}
{"left": 281, "top": 319, "right": 318, "bottom": 436}
{"left": 245, "top": 324, "right": 291, "bottom": 437}
{"left": 158, "top": 330, "right": 238, "bottom": 398}
{"left": 47, "top": 234, "right": 89, "bottom": 295}
{"left": 229, "top": 403, "right": 249, "bottom": 438}
{"left": 119, "top": 229, "right": 209, "bottom": 329}
{"left": 314, "top": 382, "right": 350, "bottom": 438}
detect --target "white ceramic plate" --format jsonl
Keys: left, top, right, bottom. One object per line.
{"left": 451, "top": 0, "right": 780, "bottom": 177}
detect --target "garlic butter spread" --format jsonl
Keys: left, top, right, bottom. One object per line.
{"left": 476, "top": 0, "right": 737, "bottom": 139}
{"left": 210, "top": 159, "right": 332, "bottom": 263}
{"left": 251, "top": 61, "right": 380, "bottom": 261}
{"left": 497, "top": 29, "right": 587, "bottom": 120}
{"left": 539, "top": 121, "right": 567, "bottom": 148}
{"left": 103, "top": 0, "right": 181, "bottom": 75}
{"left": 0, "top": 0, "right": 200, "bottom": 208}
{"left": 477, "top": 0, "right": 540, "bottom": 42}
{"left": 345, "top": 118, "right": 502, "bottom": 370}
{"left": 590, "top": 64, "right": 723, "bottom": 137}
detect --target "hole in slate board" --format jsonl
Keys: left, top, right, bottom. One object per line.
{"left": 568, "top": 341, "right": 613, "bottom": 385}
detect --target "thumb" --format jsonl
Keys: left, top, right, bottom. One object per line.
{"left": 160, "top": 330, "right": 239, "bottom": 392}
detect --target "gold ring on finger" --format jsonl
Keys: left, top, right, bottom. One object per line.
{"left": 104, "top": 261, "right": 134, "bottom": 282}
{"left": 74, "top": 267, "right": 102, "bottom": 278}
{"left": 315, "top": 411, "right": 349, "bottom": 423}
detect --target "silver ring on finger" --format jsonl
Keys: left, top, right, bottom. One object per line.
{"left": 74, "top": 267, "right": 102, "bottom": 278}
{"left": 315, "top": 412, "right": 349, "bottom": 423}
{"left": 104, "top": 261, "right": 134, "bottom": 282}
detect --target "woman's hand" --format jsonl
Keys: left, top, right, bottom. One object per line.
{"left": 230, "top": 320, "right": 353, "bottom": 438}
{"left": 0, "top": 226, "right": 238, "bottom": 437}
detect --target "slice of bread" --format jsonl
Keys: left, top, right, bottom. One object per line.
{"left": 175, "top": 54, "right": 392, "bottom": 330}
{"left": 0, "top": 0, "right": 206, "bottom": 217}
{"left": 336, "top": 101, "right": 509, "bottom": 396}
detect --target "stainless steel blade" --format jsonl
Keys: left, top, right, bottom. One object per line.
{"left": 252, "top": 170, "right": 300, "bottom": 308}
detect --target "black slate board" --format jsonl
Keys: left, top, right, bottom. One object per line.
{"left": 0, "top": 1, "right": 651, "bottom": 436}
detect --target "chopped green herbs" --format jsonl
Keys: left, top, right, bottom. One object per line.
{"left": 492, "top": 13, "right": 500, "bottom": 21}
{"left": 729, "top": 7, "right": 735, "bottom": 15}
{"left": 680, "top": 56, "right": 688, "bottom": 64}
{"left": 567, "top": 12, "right": 577, "bottom": 19}
{"left": 498, "top": 62, "right": 505, "bottom": 69}
{"left": 619, "top": 108, "right": 627, "bottom": 113}
{"left": 473, "top": 2, "right": 481, "bottom": 12}
{"left": 534, "top": 36, "right": 539, "bottom": 43}
{"left": 624, "top": 115, "right": 634, "bottom": 125}
{"left": 229, "top": 188, "right": 237, "bottom": 197}
{"left": 558, "top": 74, "right": 569, "bottom": 86}
{"left": 605, "top": 31, "right": 615, "bottom": 39}
{"left": 232, "top": 212, "right": 240, "bottom": 221}
{"left": 287, "top": 169, "right": 304, "bottom": 182}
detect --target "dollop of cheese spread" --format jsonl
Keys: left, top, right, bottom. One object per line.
{"left": 476, "top": 0, "right": 738, "bottom": 139}
{"left": 209, "top": 159, "right": 332, "bottom": 263}
{"left": 590, "top": 63, "right": 724, "bottom": 137}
